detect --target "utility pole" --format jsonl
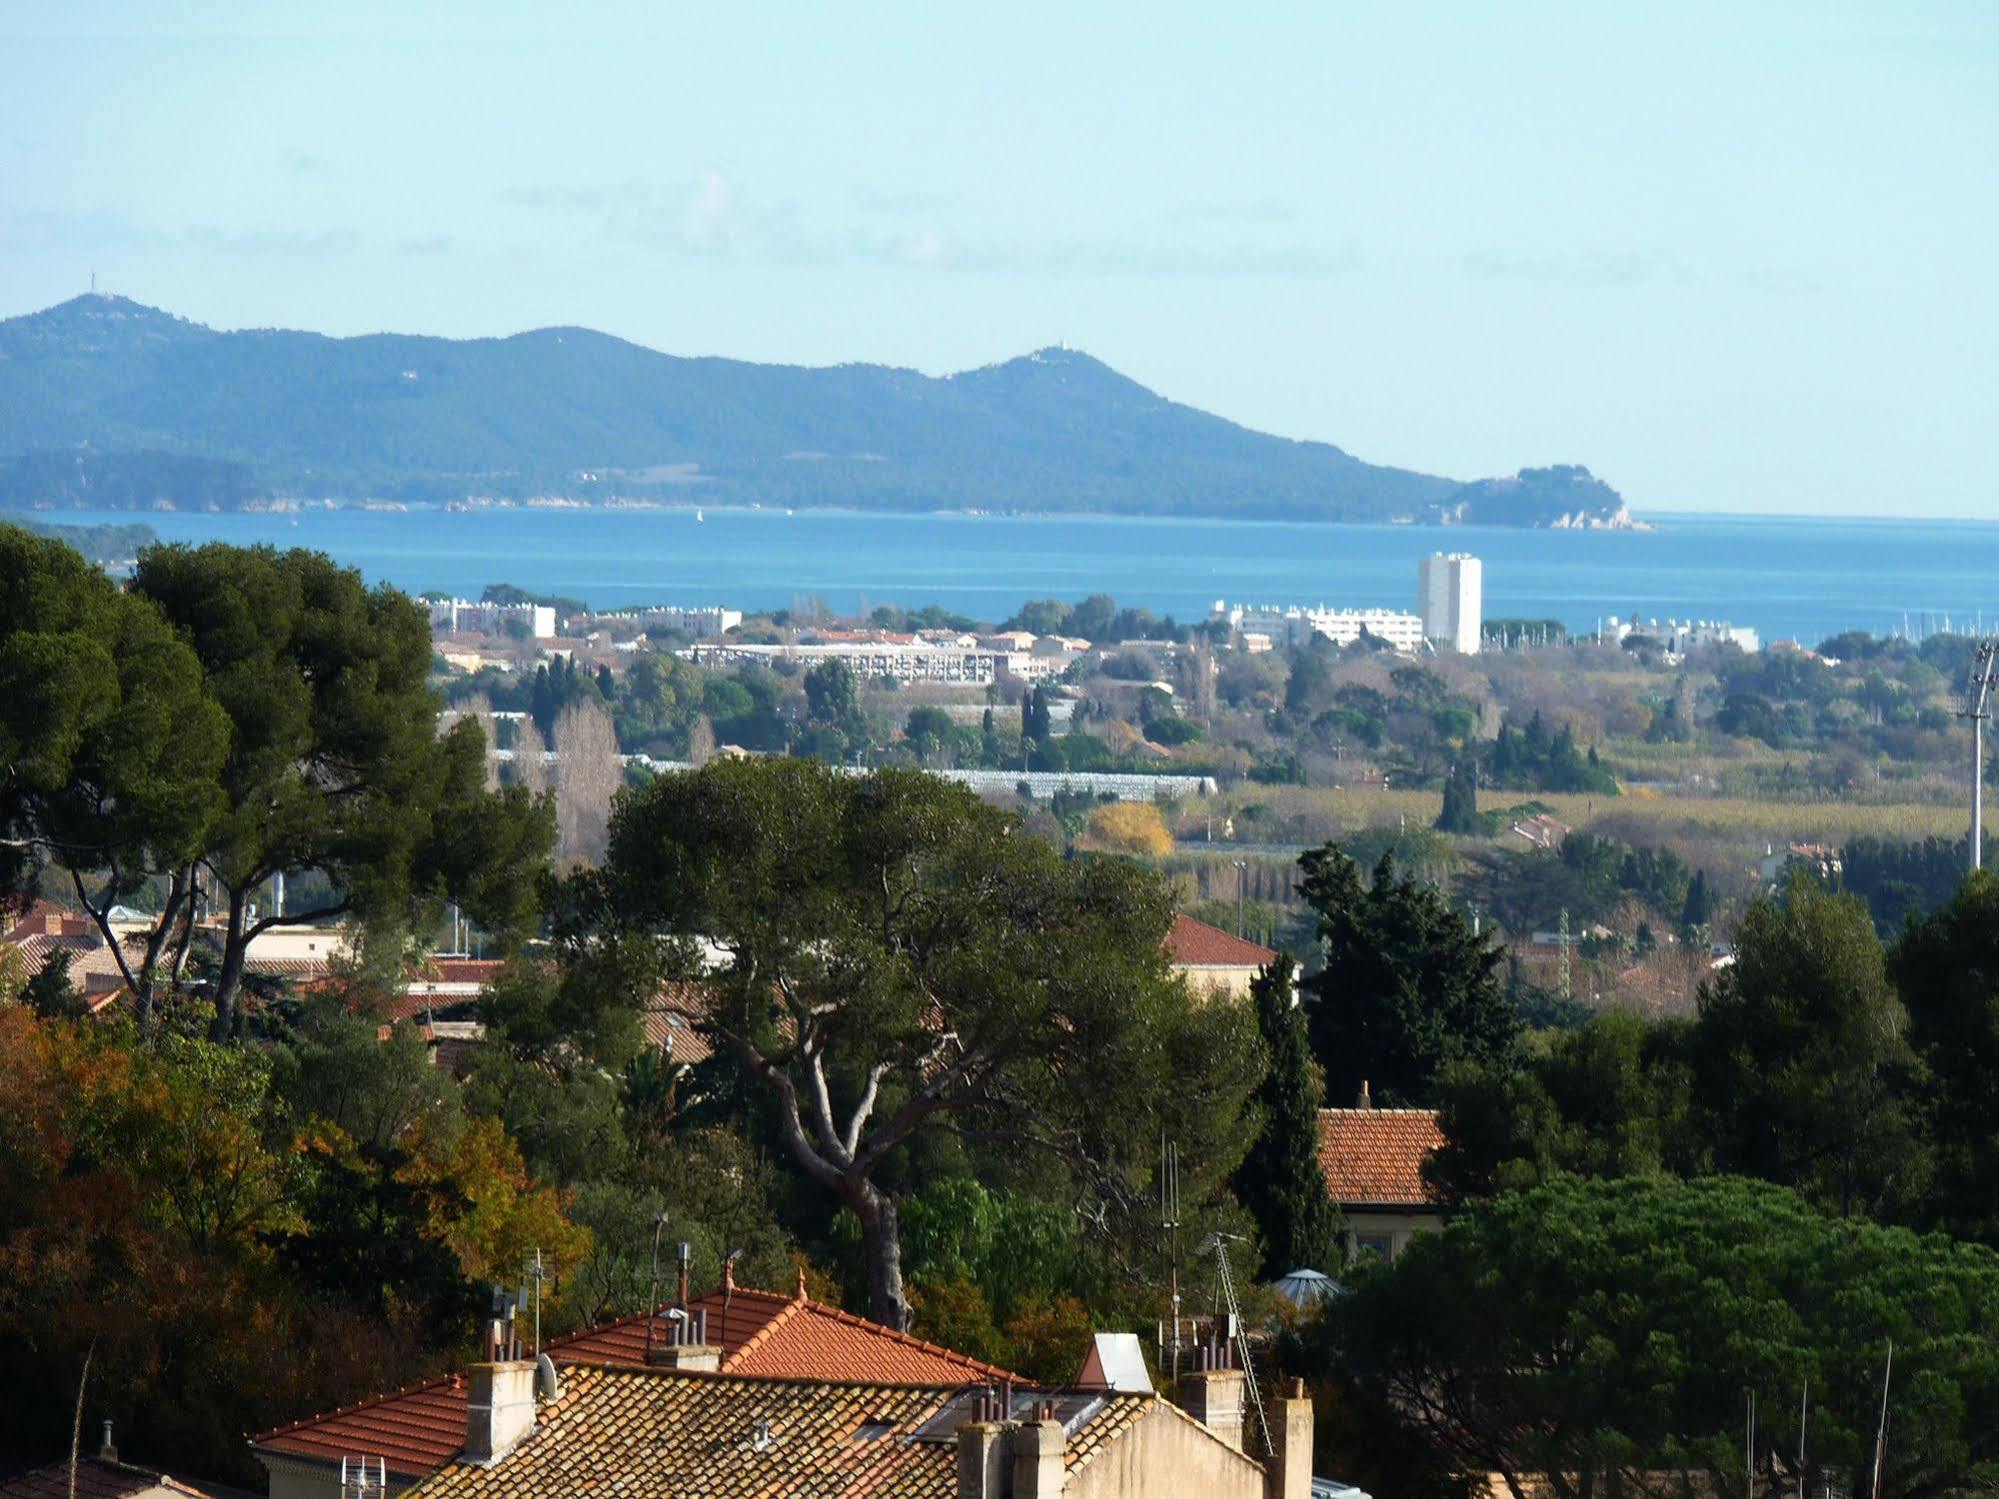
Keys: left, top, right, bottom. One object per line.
{"left": 1959, "top": 642, "right": 1997, "bottom": 874}
{"left": 1232, "top": 859, "right": 1248, "bottom": 937}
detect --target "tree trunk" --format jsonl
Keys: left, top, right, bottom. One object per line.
{"left": 208, "top": 888, "right": 249, "bottom": 1042}
{"left": 850, "top": 1179, "right": 910, "bottom": 1332}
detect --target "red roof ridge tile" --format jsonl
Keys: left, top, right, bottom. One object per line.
{"left": 1318, "top": 1105, "right": 1440, "bottom": 1116}
{"left": 558, "top": 1359, "right": 979, "bottom": 1393}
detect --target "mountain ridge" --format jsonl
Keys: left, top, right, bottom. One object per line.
{"left": 0, "top": 294, "right": 1630, "bottom": 527}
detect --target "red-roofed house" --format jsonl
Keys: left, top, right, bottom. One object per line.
{"left": 0, "top": 1431, "right": 228, "bottom": 1499}
{"left": 252, "top": 1274, "right": 1021, "bottom": 1499}
{"left": 1317, "top": 1100, "right": 1447, "bottom": 1260}
{"left": 1163, "top": 914, "right": 1277, "bottom": 1000}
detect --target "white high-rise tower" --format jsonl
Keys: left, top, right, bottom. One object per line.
{"left": 1419, "top": 552, "right": 1483, "bottom": 654}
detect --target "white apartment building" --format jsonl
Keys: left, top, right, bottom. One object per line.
{"left": 625, "top": 605, "right": 744, "bottom": 638}
{"left": 1606, "top": 616, "right": 1760, "bottom": 654}
{"left": 1212, "top": 600, "right": 1426, "bottom": 655}
{"left": 688, "top": 640, "right": 1067, "bottom": 684}
{"left": 1419, "top": 552, "right": 1483, "bottom": 654}
{"left": 427, "top": 598, "right": 558, "bottom": 640}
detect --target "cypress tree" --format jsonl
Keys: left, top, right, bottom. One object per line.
{"left": 1235, "top": 954, "right": 1345, "bottom": 1278}
{"left": 1435, "top": 760, "right": 1479, "bottom": 834}
{"left": 1682, "top": 869, "right": 1713, "bottom": 937}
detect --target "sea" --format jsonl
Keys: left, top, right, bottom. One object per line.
{"left": 41, "top": 505, "right": 1999, "bottom": 647}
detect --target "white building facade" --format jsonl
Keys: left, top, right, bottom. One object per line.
{"left": 1419, "top": 552, "right": 1483, "bottom": 654}
{"left": 1212, "top": 601, "right": 1426, "bottom": 654}
{"left": 427, "top": 598, "right": 558, "bottom": 639}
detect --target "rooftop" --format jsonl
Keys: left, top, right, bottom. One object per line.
{"left": 0, "top": 1458, "right": 216, "bottom": 1499}
{"left": 1317, "top": 1107, "right": 1444, "bottom": 1209}
{"left": 254, "top": 1279, "right": 1021, "bottom": 1478}
{"left": 1164, "top": 913, "right": 1277, "bottom": 969}
{"left": 403, "top": 1364, "right": 1154, "bottom": 1499}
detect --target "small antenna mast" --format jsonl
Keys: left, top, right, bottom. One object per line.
{"left": 643, "top": 1212, "right": 669, "bottom": 1359}
{"left": 1746, "top": 1390, "right": 1756, "bottom": 1499}
{"left": 524, "top": 1249, "right": 550, "bottom": 1358}
{"left": 1795, "top": 1378, "right": 1808, "bottom": 1499}
{"left": 1869, "top": 1340, "right": 1893, "bottom": 1499}
{"left": 1205, "top": 1233, "right": 1272, "bottom": 1457}
{"left": 1960, "top": 642, "right": 1997, "bottom": 874}
{"left": 1160, "top": 1135, "right": 1182, "bottom": 1381}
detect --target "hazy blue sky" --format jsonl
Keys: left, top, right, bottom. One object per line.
{"left": 2, "top": 2, "right": 1994, "bottom": 517}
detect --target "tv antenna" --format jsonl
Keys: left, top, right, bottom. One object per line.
{"left": 524, "top": 1248, "right": 551, "bottom": 1358}
{"left": 1203, "top": 1232, "right": 1272, "bottom": 1458}
{"left": 1159, "top": 1136, "right": 1183, "bottom": 1380}
{"left": 1959, "top": 641, "right": 1997, "bottom": 874}
{"left": 643, "top": 1212, "right": 670, "bottom": 1360}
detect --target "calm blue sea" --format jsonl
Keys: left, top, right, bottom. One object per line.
{"left": 42, "top": 506, "right": 1999, "bottom": 646}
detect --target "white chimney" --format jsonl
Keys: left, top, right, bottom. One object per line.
{"left": 464, "top": 1360, "right": 537, "bottom": 1465}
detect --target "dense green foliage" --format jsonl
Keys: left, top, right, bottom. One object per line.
{"left": 1300, "top": 1174, "right": 1999, "bottom": 1499}
{"left": 13, "top": 515, "right": 158, "bottom": 563}
{"left": 1891, "top": 873, "right": 1999, "bottom": 1242}
{"left": 131, "top": 543, "right": 553, "bottom": 1036}
{"left": 1299, "top": 844, "right": 1519, "bottom": 1105}
{"left": 0, "top": 295, "right": 1621, "bottom": 522}
{"left": 1235, "top": 956, "right": 1345, "bottom": 1277}
{"left": 600, "top": 759, "right": 1265, "bottom": 1329}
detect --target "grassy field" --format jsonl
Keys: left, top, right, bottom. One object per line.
{"left": 1179, "top": 784, "right": 1986, "bottom": 850}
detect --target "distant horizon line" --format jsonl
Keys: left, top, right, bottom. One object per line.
{"left": 13, "top": 498, "right": 1999, "bottom": 529}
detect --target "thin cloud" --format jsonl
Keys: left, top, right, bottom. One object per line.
{"left": 503, "top": 173, "right": 1367, "bottom": 278}
{"left": 1458, "top": 246, "right": 1690, "bottom": 288}
{"left": 1171, "top": 196, "right": 1298, "bottom": 226}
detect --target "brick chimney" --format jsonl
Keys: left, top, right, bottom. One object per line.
{"left": 1013, "top": 1418, "right": 1064, "bottom": 1498}
{"left": 464, "top": 1361, "right": 537, "bottom": 1465}
{"left": 1265, "top": 1379, "right": 1314, "bottom": 1499}
{"left": 1176, "top": 1363, "right": 1245, "bottom": 1452}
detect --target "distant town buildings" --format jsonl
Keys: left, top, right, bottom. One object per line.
{"left": 602, "top": 604, "right": 744, "bottom": 638}
{"left": 688, "top": 636, "right": 1076, "bottom": 684}
{"left": 1419, "top": 552, "right": 1483, "bottom": 654}
{"left": 425, "top": 597, "right": 557, "bottom": 639}
{"left": 1605, "top": 615, "right": 1760, "bottom": 654}
{"left": 1211, "top": 600, "right": 1426, "bottom": 654}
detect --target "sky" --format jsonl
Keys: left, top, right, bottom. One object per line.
{"left": 1, "top": 1, "right": 1994, "bottom": 518}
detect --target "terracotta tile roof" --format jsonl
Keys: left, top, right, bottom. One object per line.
{"left": 1, "top": 901, "right": 94, "bottom": 943}
{"left": 0, "top": 1458, "right": 214, "bottom": 1498}
{"left": 380, "top": 988, "right": 483, "bottom": 1026}
{"left": 1317, "top": 1107, "right": 1444, "bottom": 1209}
{"left": 240, "top": 955, "right": 334, "bottom": 981}
{"left": 254, "top": 1282, "right": 1018, "bottom": 1478}
{"left": 1164, "top": 913, "right": 1277, "bottom": 969}
{"left": 403, "top": 1365, "right": 1156, "bottom": 1499}
{"left": 421, "top": 958, "right": 504, "bottom": 986}
{"left": 251, "top": 1372, "right": 473, "bottom": 1477}
{"left": 640, "top": 977, "right": 718, "bottom": 1065}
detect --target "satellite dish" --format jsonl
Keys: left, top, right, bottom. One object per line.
{"left": 535, "top": 1352, "right": 560, "bottom": 1402}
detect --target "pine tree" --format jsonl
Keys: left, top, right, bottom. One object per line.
{"left": 1234, "top": 955, "right": 1344, "bottom": 1277}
